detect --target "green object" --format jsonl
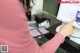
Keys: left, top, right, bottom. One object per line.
{"left": 43, "top": 0, "right": 59, "bottom": 16}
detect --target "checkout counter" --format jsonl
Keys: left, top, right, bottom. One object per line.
{"left": 33, "top": 15, "right": 80, "bottom": 53}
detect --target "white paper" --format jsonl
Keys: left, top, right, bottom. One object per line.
{"left": 57, "top": 4, "right": 80, "bottom": 28}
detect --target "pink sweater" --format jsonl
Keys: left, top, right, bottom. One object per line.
{"left": 0, "top": 0, "right": 65, "bottom": 53}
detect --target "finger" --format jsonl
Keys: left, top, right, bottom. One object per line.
{"left": 70, "top": 18, "right": 76, "bottom": 29}
{"left": 27, "top": 21, "right": 36, "bottom": 24}
{"left": 70, "top": 18, "right": 77, "bottom": 24}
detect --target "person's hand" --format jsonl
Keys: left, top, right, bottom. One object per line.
{"left": 27, "top": 21, "right": 36, "bottom": 25}
{"left": 59, "top": 18, "right": 76, "bottom": 37}
{"left": 27, "top": 21, "right": 36, "bottom": 29}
